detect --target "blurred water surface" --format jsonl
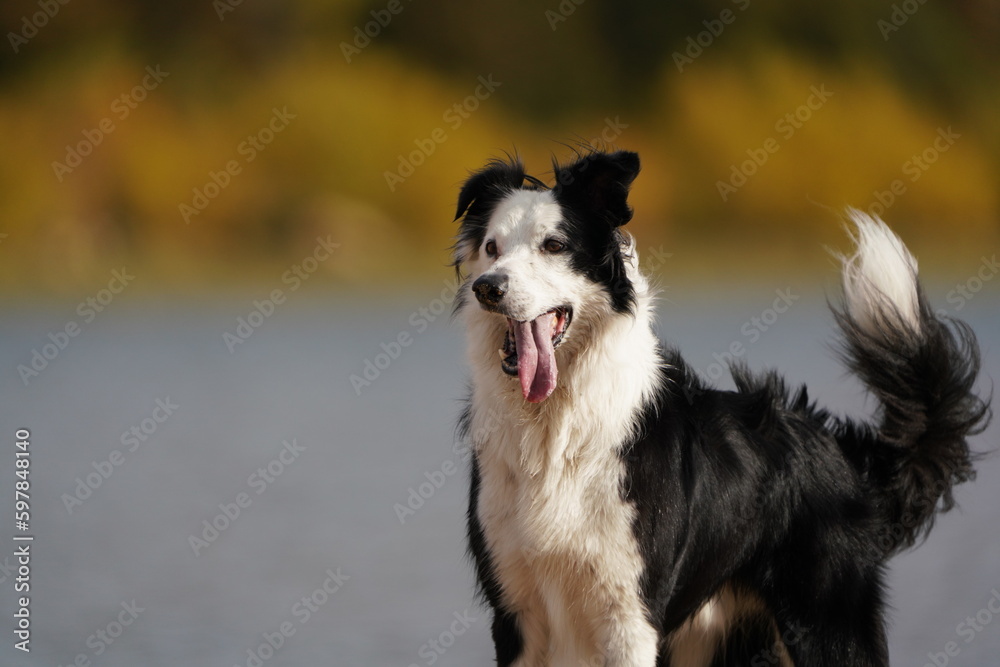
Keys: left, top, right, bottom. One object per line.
{"left": 0, "top": 283, "right": 997, "bottom": 666}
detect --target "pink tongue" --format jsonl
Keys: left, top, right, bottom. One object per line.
{"left": 513, "top": 313, "right": 558, "bottom": 403}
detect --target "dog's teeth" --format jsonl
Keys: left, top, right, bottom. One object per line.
{"left": 498, "top": 349, "right": 506, "bottom": 360}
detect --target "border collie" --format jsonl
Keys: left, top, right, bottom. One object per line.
{"left": 452, "top": 149, "right": 990, "bottom": 666}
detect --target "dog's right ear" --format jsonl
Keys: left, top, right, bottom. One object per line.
{"left": 455, "top": 157, "right": 527, "bottom": 221}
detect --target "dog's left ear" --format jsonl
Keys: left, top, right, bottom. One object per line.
{"left": 554, "top": 150, "right": 640, "bottom": 227}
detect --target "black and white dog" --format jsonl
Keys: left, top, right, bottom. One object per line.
{"left": 452, "top": 149, "right": 989, "bottom": 666}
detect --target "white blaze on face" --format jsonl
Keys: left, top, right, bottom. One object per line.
{"left": 473, "top": 190, "right": 569, "bottom": 316}
{"left": 470, "top": 189, "right": 595, "bottom": 402}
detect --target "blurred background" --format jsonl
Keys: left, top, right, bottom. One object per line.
{"left": 1, "top": 1, "right": 998, "bottom": 665}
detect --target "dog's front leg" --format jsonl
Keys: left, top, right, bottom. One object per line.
{"left": 594, "top": 605, "right": 660, "bottom": 667}
{"left": 506, "top": 603, "right": 550, "bottom": 667}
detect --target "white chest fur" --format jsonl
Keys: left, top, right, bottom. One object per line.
{"left": 466, "top": 303, "right": 663, "bottom": 666}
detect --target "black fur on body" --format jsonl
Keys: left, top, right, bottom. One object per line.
{"left": 453, "top": 149, "right": 990, "bottom": 666}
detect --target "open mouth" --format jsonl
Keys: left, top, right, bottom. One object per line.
{"left": 498, "top": 307, "right": 572, "bottom": 403}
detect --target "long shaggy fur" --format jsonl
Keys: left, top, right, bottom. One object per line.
{"left": 832, "top": 211, "right": 990, "bottom": 552}
{"left": 453, "top": 150, "right": 990, "bottom": 667}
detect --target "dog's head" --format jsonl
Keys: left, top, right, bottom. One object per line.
{"left": 453, "top": 149, "right": 641, "bottom": 403}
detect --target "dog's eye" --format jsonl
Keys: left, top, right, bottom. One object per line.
{"left": 485, "top": 240, "right": 497, "bottom": 257}
{"left": 543, "top": 239, "right": 566, "bottom": 253}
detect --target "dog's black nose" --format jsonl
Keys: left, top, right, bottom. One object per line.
{"left": 473, "top": 274, "right": 508, "bottom": 307}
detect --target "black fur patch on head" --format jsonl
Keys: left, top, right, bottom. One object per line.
{"left": 553, "top": 150, "right": 641, "bottom": 314}
{"left": 453, "top": 149, "right": 641, "bottom": 314}
{"left": 453, "top": 155, "right": 542, "bottom": 270}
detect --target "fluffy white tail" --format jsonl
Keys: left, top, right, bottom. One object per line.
{"left": 833, "top": 210, "right": 989, "bottom": 553}
{"left": 839, "top": 208, "right": 921, "bottom": 337}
